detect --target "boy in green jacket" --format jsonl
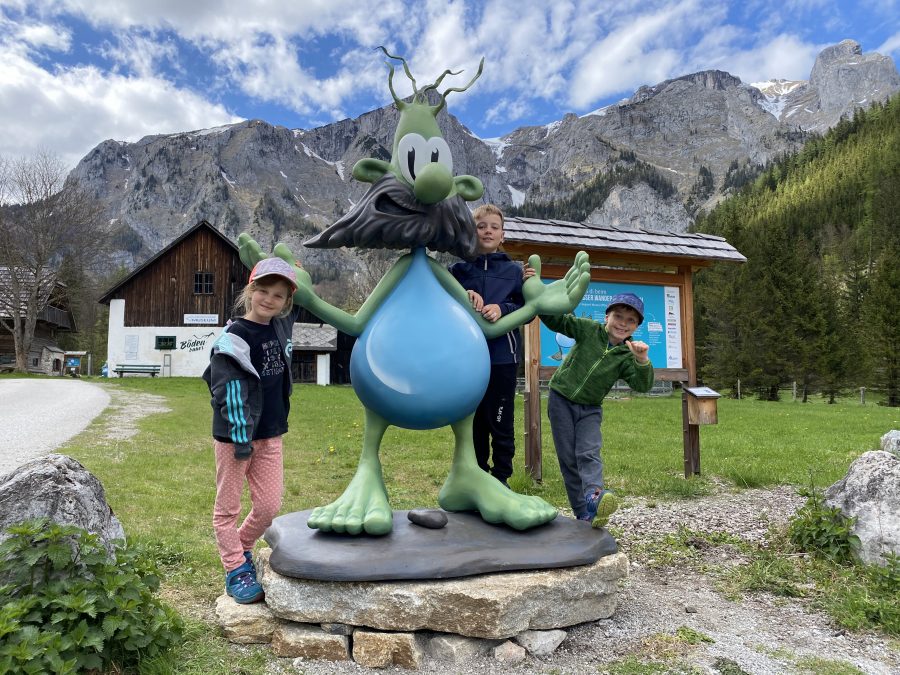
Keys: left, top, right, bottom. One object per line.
{"left": 539, "top": 292, "right": 654, "bottom": 528}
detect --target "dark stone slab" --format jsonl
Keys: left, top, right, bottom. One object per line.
{"left": 264, "top": 510, "right": 617, "bottom": 581}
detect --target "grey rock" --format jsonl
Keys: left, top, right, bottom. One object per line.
{"left": 0, "top": 454, "right": 124, "bottom": 553}
{"left": 493, "top": 640, "right": 527, "bottom": 663}
{"left": 352, "top": 631, "right": 425, "bottom": 669}
{"left": 586, "top": 183, "right": 691, "bottom": 232}
{"left": 258, "top": 548, "right": 628, "bottom": 639}
{"left": 880, "top": 430, "right": 900, "bottom": 457}
{"left": 214, "top": 594, "right": 279, "bottom": 644}
{"left": 320, "top": 622, "right": 354, "bottom": 636}
{"left": 407, "top": 508, "right": 449, "bottom": 529}
{"left": 271, "top": 623, "right": 350, "bottom": 660}
{"left": 264, "top": 509, "right": 617, "bottom": 581}
{"left": 426, "top": 633, "right": 499, "bottom": 661}
{"left": 514, "top": 629, "right": 567, "bottom": 657}
{"left": 825, "top": 450, "right": 900, "bottom": 565}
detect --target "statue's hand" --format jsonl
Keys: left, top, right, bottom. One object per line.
{"left": 237, "top": 232, "right": 267, "bottom": 269}
{"left": 523, "top": 251, "right": 590, "bottom": 315}
{"left": 272, "top": 243, "right": 315, "bottom": 306}
{"left": 237, "top": 233, "right": 315, "bottom": 305}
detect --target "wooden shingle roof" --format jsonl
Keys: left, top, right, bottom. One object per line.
{"left": 292, "top": 323, "right": 337, "bottom": 352}
{"left": 503, "top": 216, "right": 745, "bottom": 264}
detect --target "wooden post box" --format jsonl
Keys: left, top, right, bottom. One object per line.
{"left": 684, "top": 386, "right": 721, "bottom": 425}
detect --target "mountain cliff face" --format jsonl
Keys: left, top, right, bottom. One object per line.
{"left": 749, "top": 39, "right": 900, "bottom": 149}
{"left": 70, "top": 39, "right": 899, "bottom": 271}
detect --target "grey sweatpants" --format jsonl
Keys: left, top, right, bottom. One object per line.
{"left": 547, "top": 389, "right": 604, "bottom": 518}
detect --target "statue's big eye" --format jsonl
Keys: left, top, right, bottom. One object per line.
{"left": 397, "top": 134, "right": 453, "bottom": 184}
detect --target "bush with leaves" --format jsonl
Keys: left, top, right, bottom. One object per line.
{"left": 0, "top": 519, "right": 183, "bottom": 675}
{"left": 788, "top": 488, "right": 860, "bottom": 564}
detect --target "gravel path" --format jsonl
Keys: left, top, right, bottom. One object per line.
{"left": 0, "top": 378, "right": 110, "bottom": 476}
{"left": 259, "top": 486, "right": 899, "bottom": 675}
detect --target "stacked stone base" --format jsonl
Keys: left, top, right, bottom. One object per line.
{"left": 216, "top": 548, "right": 628, "bottom": 668}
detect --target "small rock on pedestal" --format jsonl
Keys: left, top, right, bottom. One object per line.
{"left": 353, "top": 631, "right": 425, "bottom": 669}
{"left": 214, "top": 595, "right": 279, "bottom": 644}
{"left": 271, "top": 624, "right": 350, "bottom": 661}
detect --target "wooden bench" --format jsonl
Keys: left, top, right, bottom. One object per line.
{"left": 113, "top": 364, "right": 161, "bottom": 377}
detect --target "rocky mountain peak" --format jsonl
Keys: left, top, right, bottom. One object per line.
{"left": 631, "top": 70, "right": 743, "bottom": 104}
{"left": 70, "top": 40, "right": 900, "bottom": 285}
{"left": 811, "top": 39, "right": 864, "bottom": 81}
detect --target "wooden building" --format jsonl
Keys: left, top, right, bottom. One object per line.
{"left": 0, "top": 268, "right": 76, "bottom": 375}
{"left": 99, "top": 220, "right": 352, "bottom": 381}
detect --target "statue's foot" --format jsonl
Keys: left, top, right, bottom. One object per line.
{"left": 307, "top": 474, "right": 393, "bottom": 536}
{"left": 438, "top": 465, "right": 557, "bottom": 530}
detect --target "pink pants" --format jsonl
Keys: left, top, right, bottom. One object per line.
{"left": 213, "top": 436, "right": 284, "bottom": 572}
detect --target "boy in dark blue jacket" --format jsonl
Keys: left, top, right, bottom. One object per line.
{"left": 449, "top": 204, "right": 524, "bottom": 487}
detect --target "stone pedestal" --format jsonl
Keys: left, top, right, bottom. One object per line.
{"left": 215, "top": 510, "right": 630, "bottom": 669}
{"left": 259, "top": 547, "right": 628, "bottom": 639}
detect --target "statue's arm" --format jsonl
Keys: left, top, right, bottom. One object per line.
{"left": 237, "top": 235, "right": 410, "bottom": 337}
{"left": 429, "top": 252, "right": 591, "bottom": 339}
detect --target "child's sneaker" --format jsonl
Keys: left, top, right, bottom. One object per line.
{"left": 584, "top": 488, "right": 618, "bottom": 529}
{"left": 225, "top": 561, "right": 264, "bottom": 604}
{"left": 244, "top": 550, "right": 254, "bottom": 569}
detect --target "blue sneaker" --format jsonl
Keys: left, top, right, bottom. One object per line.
{"left": 225, "top": 561, "right": 264, "bottom": 604}
{"left": 584, "top": 488, "right": 618, "bottom": 529}
{"left": 244, "top": 550, "right": 254, "bottom": 569}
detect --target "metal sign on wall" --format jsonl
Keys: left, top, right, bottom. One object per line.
{"left": 184, "top": 314, "right": 219, "bottom": 325}
{"left": 539, "top": 281, "right": 683, "bottom": 369}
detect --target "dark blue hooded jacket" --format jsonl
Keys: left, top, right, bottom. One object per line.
{"left": 449, "top": 252, "right": 523, "bottom": 365}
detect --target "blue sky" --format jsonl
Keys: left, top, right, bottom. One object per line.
{"left": 1, "top": 0, "right": 898, "bottom": 169}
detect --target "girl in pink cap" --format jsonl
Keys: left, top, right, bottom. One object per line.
{"left": 202, "top": 257, "right": 300, "bottom": 603}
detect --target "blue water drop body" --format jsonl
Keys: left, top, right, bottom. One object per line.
{"left": 350, "top": 248, "right": 490, "bottom": 429}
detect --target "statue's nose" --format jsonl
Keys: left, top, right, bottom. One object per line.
{"left": 413, "top": 163, "right": 453, "bottom": 204}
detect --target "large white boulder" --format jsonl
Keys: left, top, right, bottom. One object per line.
{"left": 0, "top": 454, "right": 124, "bottom": 553}
{"left": 825, "top": 450, "right": 900, "bottom": 566}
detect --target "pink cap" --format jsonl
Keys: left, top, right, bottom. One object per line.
{"left": 249, "top": 257, "right": 298, "bottom": 293}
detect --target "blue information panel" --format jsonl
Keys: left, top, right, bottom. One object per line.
{"left": 540, "top": 281, "right": 683, "bottom": 369}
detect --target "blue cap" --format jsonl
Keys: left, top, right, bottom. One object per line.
{"left": 606, "top": 292, "right": 644, "bottom": 324}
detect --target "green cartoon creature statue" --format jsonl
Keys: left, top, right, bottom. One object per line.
{"left": 239, "top": 49, "right": 590, "bottom": 535}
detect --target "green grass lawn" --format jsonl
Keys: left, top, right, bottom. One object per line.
{"left": 39, "top": 378, "right": 897, "bottom": 671}
{"left": 56, "top": 379, "right": 897, "bottom": 596}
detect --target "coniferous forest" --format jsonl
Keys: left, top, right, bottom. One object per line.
{"left": 693, "top": 95, "right": 900, "bottom": 405}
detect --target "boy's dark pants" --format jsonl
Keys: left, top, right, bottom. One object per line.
{"left": 473, "top": 363, "right": 517, "bottom": 482}
{"left": 547, "top": 389, "right": 604, "bottom": 518}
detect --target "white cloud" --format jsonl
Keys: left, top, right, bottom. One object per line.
{"left": 720, "top": 33, "right": 820, "bottom": 83}
{"left": 0, "top": 45, "right": 240, "bottom": 169}
{"left": 878, "top": 31, "right": 900, "bottom": 57}
{"left": 17, "top": 21, "right": 71, "bottom": 50}
{"left": 98, "top": 31, "right": 181, "bottom": 78}
{"left": 49, "top": 0, "right": 407, "bottom": 43}
{"left": 568, "top": 1, "right": 703, "bottom": 108}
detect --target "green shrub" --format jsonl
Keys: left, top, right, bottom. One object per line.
{"left": 0, "top": 519, "right": 183, "bottom": 674}
{"left": 788, "top": 488, "right": 860, "bottom": 564}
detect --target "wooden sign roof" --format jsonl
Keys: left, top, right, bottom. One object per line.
{"left": 501, "top": 216, "right": 745, "bottom": 268}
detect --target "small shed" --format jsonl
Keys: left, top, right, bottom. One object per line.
{"left": 500, "top": 216, "right": 745, "bottom": 478}
{"left": 292, "top": 323, "right": 338, "bottom": 385}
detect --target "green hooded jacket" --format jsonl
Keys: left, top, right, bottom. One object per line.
{"left": 540, "top": 313, "right": 655, "bottom": 405}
